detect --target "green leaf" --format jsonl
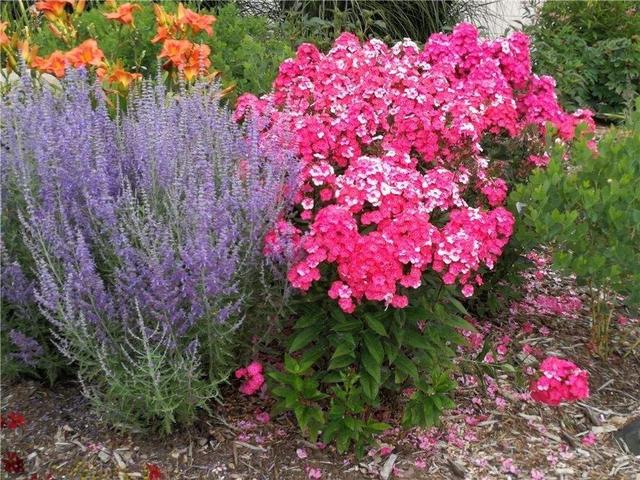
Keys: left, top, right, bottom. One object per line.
{"left": 289, "top": 325, "right": 320, "bottom": 352}
{"left": 284, "top": 354, "right": 299, "bottom": 374}
{"left": 383, "top": 341, "right": 400, "bottom": 363}
{"left": 360, "top": 371, "right": 380, "bottom": 401}
{"left": 267, "top": 371, "right": 291, "bottom": 384}
{"left": 447, "top": 295, "right": 469, "bottom": 317}
{"left": 321, "top": 371, "right": 343, "bottom": 383}
{"left": 328, "top": 354, "right": 356, "bottom": 370}
{"left": 365, "top": 313, "right": 388, "bottom": 337}
{"left": 295, "top": 310, "right": 324, "bottom": 329}
{"left": 331, "top": 334, "right": 356, "bottom": 357}
{"left": 363, "top": 331, "right": 384, "bottom": 365}
{"left": 438, "top": 314, "right": 477, "bottom": 332}
{"left": 361, "top": 349, "right": 381, "bottom": 384}
{"left": 368, "top": 421, "right": 391, "bottom": 432}
{"left": 393, "top": 353, "right": 418, "bottom": 380}
{"left": 332, "top": 315, "right": 362, "bottom": 333}
{"left": 299, "top": 345, "right": 324, "bottom": 372}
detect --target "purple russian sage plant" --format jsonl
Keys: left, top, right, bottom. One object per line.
{"left": 0, "top": 70, "right": 297, "bottom": 432}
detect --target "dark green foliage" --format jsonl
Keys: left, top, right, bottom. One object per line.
{"left": 524, "top": 0, "right": 640, "bottom": 117}
{"left": 269, "top": 279, "right": 470, "bottom": 455}
{"left": 263, "top": 0, "right": 500, "bottom": 50}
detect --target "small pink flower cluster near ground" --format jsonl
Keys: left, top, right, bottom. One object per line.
{"left": 529, "top": 357, "right": 589, "bottom": 405}
{"left": 0, "top": 411, "right": 26, "bottom": 430}
{"left": 235, "top": 361, "right": 265, "bottom": 395}
{"left": 243, "top": 23, "right": 594, "bottom": 313}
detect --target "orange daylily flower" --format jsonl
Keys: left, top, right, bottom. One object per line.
{"left": 104, "top": 3, "right": 142, "bottom": 27}
{"left": 97, "top": 62, "right": 142, "bottom": 89}
{"left": 159, "top": 39, "right": 211, "bottom": 80}
{"left": 32, "top": 50, "right": 68, "bottom": 78}
{"left": 108, "top": 67, "right": 142, "bottom": 88}
{"left": 151, "top": 25, "right": 172, "bottom": 44}
{"left": 66, "top": 39, "right": 105, "bottom": 68}
{"left": 182, "top": 43, "right": 211, "bottom": 81}
{"left": 177, "top": 3, "right": 216, "bottom": 36}
{"left": 158, "top": 38, "right": 193, "bottom": 65}
{"left": 0, "top": 21, "right": 9, "bottom": 47}
{"left": 35, "top": 0, "right": 73, "bottom": 20}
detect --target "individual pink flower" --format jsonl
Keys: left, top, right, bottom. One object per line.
{"left": 255, "top": 411, "right": 270, "bottom": 424}
{"left": 501, "top": 457, "right": 518, "bottom": 474}
{"left": 581, "top": 432, "right": 597, "bottom": 446}
{"left": 296, "top": 448, "right": 308, "bottom": 459}
{"left": 306, "top": 467, "right": 322, "bottom": 479}
{"left": 530, "top": 468, "right": 545, "bottom": 480}
{"left": 378, "top": 446, "right": 394, "bottom": 456}
{"left": 246, "top": 361, "right": 263, "bottom": 376}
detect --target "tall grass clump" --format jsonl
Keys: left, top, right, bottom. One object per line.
{"left": 0, "top": 70, "right": 296, "bottom": 432}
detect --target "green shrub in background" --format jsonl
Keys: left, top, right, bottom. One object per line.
{"left": 211, "top": 4, "right": 293, "bottom": 100}
{"left": 17, "top": 2, "right": 292, "bottom": 99}
{"left": 524, "top": 0, "right": 640, "bottom": 118}
{"left": 511, "top": 99, "right": 640, "bottom": 357}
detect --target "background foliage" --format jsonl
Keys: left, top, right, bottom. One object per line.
{"left": 511, "top": 99, "right": 640, "bottom": 354}
{"left": 524, "top": 0, "right": 640, "bottom": 118}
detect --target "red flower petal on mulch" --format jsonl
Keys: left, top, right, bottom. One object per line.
{"left": 1, "top": 411, "right": 26, "bottom": 429}
{"left": 146, "top": 463, "right": 163, "bottom": 480}
{"left": 2, "top": 451, "right": 25, "bottom": 474}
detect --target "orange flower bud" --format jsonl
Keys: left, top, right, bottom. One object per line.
{"left": 0, "top": 21, "right": 9, "bottom": 47}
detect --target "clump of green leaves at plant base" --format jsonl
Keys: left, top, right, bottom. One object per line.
{"left": 268, "top": 277, "right": 478, "bottom": 457}
{"left": 511, "top": 99, "right": 640, "bottom": 357}
{"left": 524, "top": 0, "right": 640, "bottom": 118}
{"left": 20, "top": 2, "right": 292, "bottom": 100}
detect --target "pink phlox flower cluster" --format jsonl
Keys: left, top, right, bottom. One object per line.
{"left": 238, "top": 24, "right": 593, "bottom": 312}
{"left": 530, "top": 357, "right": 589, "bottom": 405}
{"left": 235, "top": 361, "right": 265, "bottom": 395}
